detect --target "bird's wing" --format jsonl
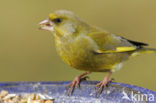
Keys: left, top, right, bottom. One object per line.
{"left": 88, "top": 31, "right": 148, "bottom": 54}
{"left": 124, "top": 39, "right": 148, "bottom": 47}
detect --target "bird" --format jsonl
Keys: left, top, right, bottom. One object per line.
{"left": 39, "top": 10, "right": 156, "bottom": 95}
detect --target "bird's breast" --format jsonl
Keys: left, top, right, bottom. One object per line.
{"left": 55, "top": 35, "right": 98, "bottom": 70}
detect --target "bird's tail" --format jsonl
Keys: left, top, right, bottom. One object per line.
{"left": 131, "top": 48, "right": 156, "bottom": 57}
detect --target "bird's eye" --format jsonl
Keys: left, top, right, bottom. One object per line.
{"left": 53, "top": 18, "right": 62, "bottom": 24}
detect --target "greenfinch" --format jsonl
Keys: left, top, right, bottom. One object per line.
{"left": 39, "top": 10, "right": 156, "bottom": 94}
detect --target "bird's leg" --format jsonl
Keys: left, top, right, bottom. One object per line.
{"left": 65, "top": 71, "right": 90, "bottom": 95}
{"left": 96, "top": 72, "right": 113, "bottom": 93}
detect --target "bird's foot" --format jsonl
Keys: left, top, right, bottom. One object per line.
{"left": 65, "top": 72, "right": 90, "bottom": 96}
{"left": 95, "top": 72, "right": 113, "bottom": 94}
{"left": 95, "top": 78, "right": 113, "bottom": 94}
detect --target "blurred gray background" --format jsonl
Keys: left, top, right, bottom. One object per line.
{"left": 0, "top": 0, "right": 156, "bottom": 91}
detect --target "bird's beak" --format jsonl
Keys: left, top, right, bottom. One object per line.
{"left": 39, "top": 18, "right": 54, "bottom": 31}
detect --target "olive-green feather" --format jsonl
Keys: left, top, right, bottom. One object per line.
{"left": 88, "top": 31, "right": 137, "bottom": 53}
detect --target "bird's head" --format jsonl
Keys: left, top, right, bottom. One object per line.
{"left": 39, "top": 10, "right": 89, "bottom": 37}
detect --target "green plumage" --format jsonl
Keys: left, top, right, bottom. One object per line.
{"left": 40, "top": 10, "right": 156, "bottom": 73}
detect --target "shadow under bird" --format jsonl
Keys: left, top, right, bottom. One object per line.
{"left": 39, "top": 10, "right": 156, "bottom": 95}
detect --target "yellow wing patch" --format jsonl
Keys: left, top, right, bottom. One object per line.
{"left": 96, "top": 46, "right": 136, "bottom": 54}
{"left": 116, "top": 47, "right": 136, "bottom": 52}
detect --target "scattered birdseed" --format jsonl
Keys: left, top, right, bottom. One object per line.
{"left": 0, "top": 90, "right": 54, "bottom": 103}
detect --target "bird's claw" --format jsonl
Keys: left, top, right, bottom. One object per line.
{"left": 80, "top": 76, "right": 89, "bottom": 82}
{"left": 65, "top": 76, "right": 90, "bottom": 96}
{"left": 95, "top": 78, "right": 114, "bottom": 94}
